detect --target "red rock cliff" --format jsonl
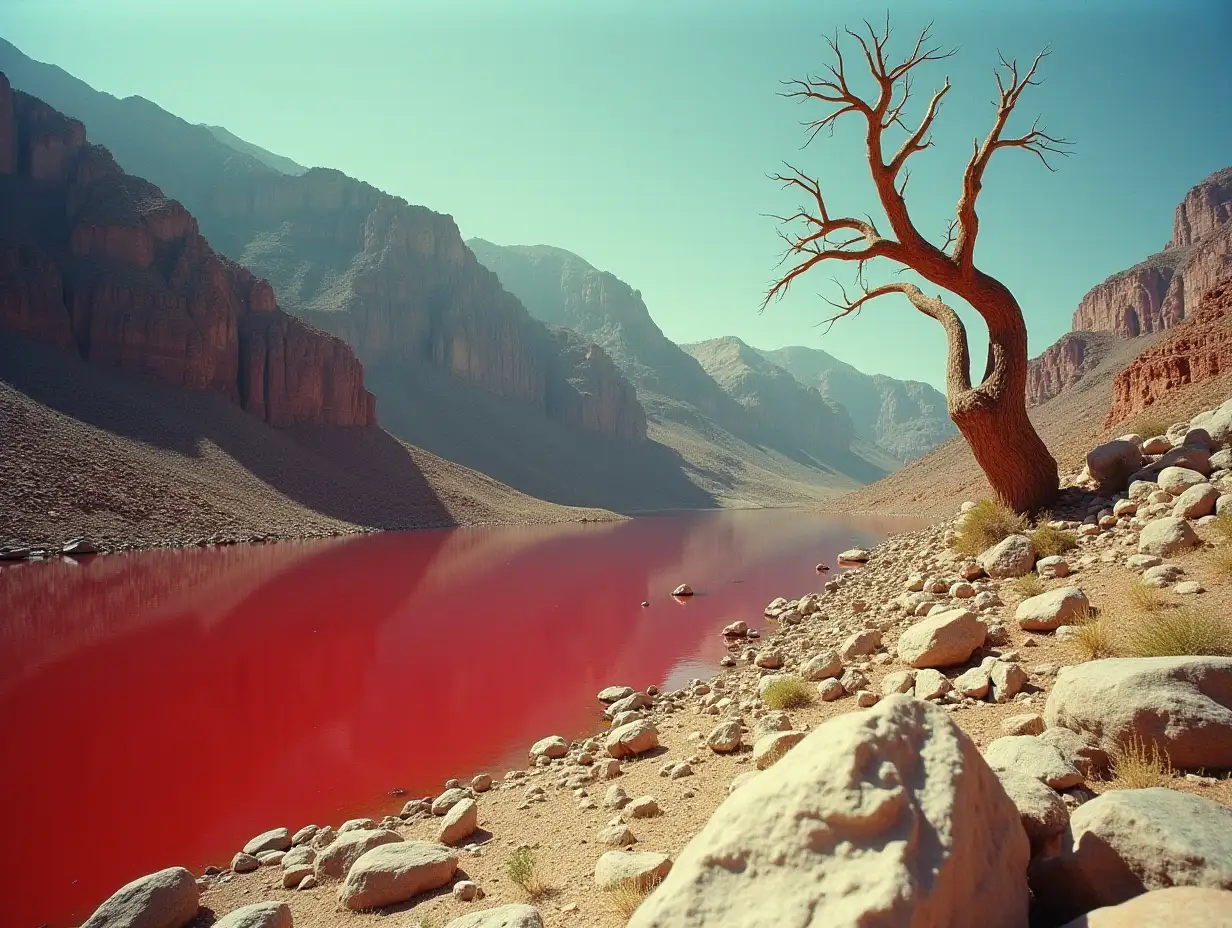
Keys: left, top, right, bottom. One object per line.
{"left": 1026, "top": 331, "right": 1118, "bottom": 407}
{"left": 1105, "top": 276, "right": 1232, "bottom": 425}
{"left": 0, "top": 74, "right": 375, "bottom": 427}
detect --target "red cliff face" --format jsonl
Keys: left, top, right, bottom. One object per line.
{"left": 1173, "top": 167, "right": 1232, "bottom": 248}
{"left": 1026, "top": 331, "right": 1117, "bottom": 407}
{"left": 0, "top": 76, "right": 375, "bottom": 427}
{"left": 1106, "top": 277, "right": 1232, "bottom": 426}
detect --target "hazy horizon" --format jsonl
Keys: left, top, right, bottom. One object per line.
{"left": 1, "top": 0, "right": 1228, "bottom": 391}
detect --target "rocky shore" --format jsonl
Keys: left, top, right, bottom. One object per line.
{"left": 75, "top": 397, "right": 1232, "bottom": 928}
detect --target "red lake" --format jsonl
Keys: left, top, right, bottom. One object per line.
{"left": 0, "top": 508, "right": 919, "bottom": 928}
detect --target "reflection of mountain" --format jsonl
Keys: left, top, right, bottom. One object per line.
{"left": 0, "top": 511, "right": 916, "bottom": 928}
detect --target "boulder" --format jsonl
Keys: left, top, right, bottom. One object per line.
{"left": 838, "top": 548, "right": 870, "bottom": 562}
{"left": 598, "top": 686, "right": 634, "bottom": 703}
{"left": 594, "top": 851, "right": 673, "bottom": 890}
{"left": 626, "top": 696, "right": 1029, "bottom": 928}
{"left": 799, "top": 650, "right": 843, "bottom": 681}
{"left": 212, "top": 903, "right": 292, "bottom": 928}
{"left": 984, "top": 736, "right": 1083, "bottom": 789}
{"left": 314, "top": 828, "right": 402, "bottom": 880}
{"left": 752, "top": 730, "right": 806, "bottom": 770}
{"left": 438, "top": 797, "right": 478, "bottom": 845}
{"left": 1037, "top": 555, "right": 1070, "bottom": 579}
{"left": 706, "top": 720, "right": 742, "bottom": 753}
{"left": 672, "top": 584, "right": 694, "bottom": 596}
{"left": 1173, "top": 483, "right": 1219, "bottom": 519}
{"left": 1029, "top": 788, "right": 1232, "bottom": 923}
{"left": 339, "top": 841, "right": 459, "bottom": 911}
{"left": 995, "top": 771, "right": 1069, "bottom": 849}
{"left": 896, "top": 609, "right": 985, "bottom": 668}
{"left": 954, "top": 666, "right": 991, "bottom": 699}
{"left": 1038, "top": 727, "right": 1110, "bottom": 778}
{"left": 231, "top": 853, "right": 259, "bottom": 874}
{"left": 529, "top": 736, "right": 568, "bottom": 760}
{"left": 990, "top": 661, "right": 1029, "bottom": 703}
{"left": 1002, "top": 713, "right": 1046, "bottom": 736}
{"left": 979, "top": 535, "right": 1035, "bottom": 579}
{"left": 840, "top": 628, "right": 882, "bottom": 660}
{"left": 432, "top": 787, "right": 469, "bottom": 815}
{"left": 243, "top": 828, "right": 292, "bottom": 856}
{"left": 913, "top": 668, "right": 952, "bottom": 701}
{"left": 1043, "top": 657, "right": 1232, "bottom": 769}
{"left": 1138, "top": 516, "right": 1200, "bottom": 556}
{"left": 881, "top": 669, "right": 915, "bottom": 696}
{"left": 1087, "top": 440, "right": 1142, "bottom": 491}
{"left": 81, "top": 867, "right": 199, "bottom": 928}
{"left": 1057, "top": 887, "right": 1232, "bottom": 927}
{"left": 1189, "top": 399, "right": 1232, "bottom": 449}
{"left": 1015, "top": 587, "right": 1090, "bottom": 631}
{"left": 606, "top": 719, "right": 660, "bottom": 758}
{"left": 445, "top": 905, "right": 545, "bottom": 928}
{"left": 1157, "top": 466, "right": 1208, "bottom": 495}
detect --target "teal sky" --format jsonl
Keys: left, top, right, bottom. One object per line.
{"left": 1, "top": 0, "right": 1228, "bottom": 390}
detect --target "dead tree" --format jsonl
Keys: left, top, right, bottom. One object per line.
{"left": 763, "top": 16, "right": 1069, "bottom": 513}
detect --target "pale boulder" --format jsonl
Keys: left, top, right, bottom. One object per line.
{"left": 339, "top": 841, "right": 459, "bottom": 911}
{"left": 838, "top": 547, "right": 870, "bottom": 562}
{"left": 594, "top": 851, "right": 673, "bottom": 890}
{"left": 212, "top": 903, "right": 292, "bottom": 928}
{"left": 1157, "top": 466, "right": 1207, "bottom": 495}
{"left": 840, "top": 628, "right": 882, "bottom": 660}
{"left": 895, "top": 609, "right": 985, "bottom": 668}
{"left": 1087, "top": 439, "right": 1142, "bottom": 491}
{"left": 1057, "top": 887, "right": 1232, "bottom": 927}
{"left": 1173, "top": 483, "right": 1219, "bottom": 519}
{"left": 243, "top": 828, "right": 292, "bottom": 856}
{"left": 1016, "top": 587, "right": 1090, "bottom": 631}
{"left": 995, "top": 771, "right": 1069, "bottom": 848}
{"left": 606, "top": 719, "right": 660, "bottom": 758}
{"left": 1138, "top": 517, "right": 1200, "bottom": 556}
{"left": 81, "top": 867, "right": 199, "bottom": 928}
{"left": 1043, "top": 657, "right": 1232, "bottom": 769}
{"left": 529, "top": 736, "right": 568, "bottom": 760}
{"left": 752, "top": 730, "right": 806, "bottom": 770}
{"left": 625, "top": 696, "right": 1029, "bottom": 928}
{"left": 1029, "top": 788, "right": 1232, "bottom": 923}
{"left": 445, "top": 905, "right": 545, "bottom": 928}
{"left": 1038, "top": 727, "right": 1110, "bottom": 778}
{"left": 979, "top": 534, "right": 1035, "bottom": 579}
{"left": 438, "top": 798, "right": 478, "bottom": 845}
{"left": 314, "top": 829, "right": 402, "bottom": 880}
{"left": 984, "top": 736, "right": 1083, "bottom": 789}
{"left": 1036, "top": 555, "right": 1070, "bottom": 579}
{"left": 706, "top": 720, "right": 742, "bottom": 753}
{"left": 799, "top": 650, "right": 842, "bottom": 681}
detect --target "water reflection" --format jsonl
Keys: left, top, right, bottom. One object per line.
{"left": 0, "top": 509, "right": 917, "bottom": 927}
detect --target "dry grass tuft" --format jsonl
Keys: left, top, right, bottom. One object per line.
{"left": 1123, "top": 608, "right": 1232, "bottom": 658}
{"left": 1210, "top": 547, "right": 1232, "bottom": 577}
{"left": 1126, "top": 413, "right": 1172, "bottom": 441}
{"left": 1128, "top": 580, "right": 1169, "bottom": 613}
{"left": 1212, "top": 512, "right": 1232, "bottom": 544}
{"left": 952, "top": 500, "right": 1028, "bottom": 555}
{"left": 1070, "top": 605, "right": 1118, "bottom": 661}
{"left": 1110, "top": 734, "right": 1174, "bottom": 789}
{"left": 1011, "top": 575, "right": 1044, "bottom": 598}
{"left": 762, "top": 675, "right": 814, "bottom": 710}
{"left": 608, "top": 876, "right": 663, "bottom": 919}
{"left": 506, "top": 847, "right": 554, "bottom": 900}
{"left": 1028, "top": 524, "right": 1077, "bottom": 558}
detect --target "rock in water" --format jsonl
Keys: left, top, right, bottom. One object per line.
{"left": 672, "top": 584, "right": 694, "bottom": 596}
{"left": 81, "top": 867, "right": 199, "bottom": 928}
{"left": 838, "top": 548, "right": 870, "bottom": 562}
{"left": 1029, "top": 788, "right": 1232, "bottom": 923}
{"left": 339, "top": 841, "right": 459, "bottom": 911}
{"left": 445, "top": 905, "right": 545, "bottom": 928}
{"left": 212, "top": 902, "right": 293, "bottom": 928}
{"left": 626, "top": 696, "right": 1029, "bottom": 927}
{"left": 1043, "top": 657, "right": 1232, "bottom": 769}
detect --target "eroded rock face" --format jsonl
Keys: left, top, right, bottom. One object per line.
{"left": 627, "top": 696, "right": 1029, "bottom": 928}
{"left": 80, "top": 867, "right": 199, "bottom": 928}
{"left": 0, "top": 76, "right": 376, "bottom": 428}
{"left": 1028, "top": 332, "right": 1118, "bottom": 407}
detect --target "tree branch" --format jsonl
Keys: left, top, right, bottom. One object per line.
{"left": 953, "top": 46, "right": 1073, "bottom": 269}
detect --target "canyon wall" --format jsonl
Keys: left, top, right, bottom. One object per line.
{"left": 1106, "top": 276, "right": 1232, "bottom": 425}
{"left": 0, "top": 73, "right": 375, "bottom": 427}
{"left": 1025, "top": 331, "right": 1117, "bottom": 407}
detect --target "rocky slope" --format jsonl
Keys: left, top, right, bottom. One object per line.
{"left": 203, "top": 123, "right": 307, "bottom": 175}
{"left": 0, "top": 38, "right": 646, "bottom": 451}
{"left": 0, "top": 72, "right": 375, "bottom": 428}
{"left": 1025, "top": 331, "right": 1119, "bottom": 407}
{"left": 1070, "top": 166, "right": 1232, "bottom": 338}
{"left": 1106, "top": 276, "right": 1232, "bottom": 425}
{"left": 757, "top": 345, "right": 957, "bottom": 462}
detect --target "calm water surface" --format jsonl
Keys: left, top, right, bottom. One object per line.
{"left": 0, "top": 508, "right": 919, "bottom": 927}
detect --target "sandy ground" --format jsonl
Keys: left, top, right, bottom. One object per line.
{"left": 190, "top": 507, "right": 1232, "bottom": 928}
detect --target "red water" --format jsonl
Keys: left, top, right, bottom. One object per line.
{"left": 0, "top": 509, "right": 916, "bottom": 928}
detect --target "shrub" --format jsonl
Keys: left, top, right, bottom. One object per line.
{"left": 1123, "top": 608, "right": 1232, "bottom": 658}
{"left": 1070, "top": 606, "right": 1117, "bottom": 661}
{"left": 761, "top": 675, "right": 814, "bottom": 710}
{"left": 608, "top": 875, "right": 662, "bottom": 919}
{"left": 1128, "top": 580, "right": 1168, "bottom": 613}
{"left": 1028, "top": 524, "right": 1077, "bottom": 558}
{"left": 1211, "top": 512, "right": 1232, "bottom": 544}
{"left": 951, "top": 500, "right": 1028, "bottom": 555}
{"left": 1126, "top": 412, "right": 1172, "bottom": 440}
{"left": 1110, "top": 734, "right": 1174, "bottom": 789}
{"left": 1011, "top": 575, "right": 1044, "bottom": 598}
{"left": 506, "top": 847, "right": 553, "bottom": 899}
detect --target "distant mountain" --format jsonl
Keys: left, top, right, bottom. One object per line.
{"left": 756, "top": 346, "right": 957, "bottom": 463}
{"left": 202, "top": 123, "right": 308, "bottom": 175}
{"left": 468, "top": 239, "right": 893, "bottom": 496}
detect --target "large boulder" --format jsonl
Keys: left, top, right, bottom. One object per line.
{"left": 594, "top": 851, "right": 673, "bottom": 890}
{"left": 1189, "top": 398, "right": 1232, "bottom": 449}
{"left": 1058, "top": 887, "right": 1232, "bottom": 927}
{"left": 446, "top": 906, "right": 545, "bottom": 928}
{"left": 529, "top": 736, "right": 568, "bottom": 760}
{"left": 81, "top": 867, "right": 199, "bottom": 928}
{"left": 314, "top": 828, "right": 402, "bottom": 879}
{"left": 1157, "top": 466, "right": 1209, "bottom": 495}
{"left": 606, "top": 719, "right": 660, "bottom": 758}
{"left": 438, "top": 797, "right": 478, "bottom": 845}
{"left": 1137, "top": 517, "right": 1200, "bottom": 556}
{"left": 213, "top": 902, "right": 292, "bottom": 928}
{"left": 979, "top": 535, "right": 1035, "bottom": 579}
{"left": 338, "top": 841, "right": 458, "bottom": 911}
{"left": 1029, "top": 788, "right": 1232, "bottom": 923}
{"left": 1015, "top": 587, "right": 1090, "bottom": 632}
{"left": 983, "top": 736, "right": 1083, "bottom": 789}
{"left": 625, "top": 696, "right": 1030, "bottom": 928}
{"left": 895, "top": 609, "right": 986, "bottom": 668}
{"left": 1043, "top": 657, "right": 1232, "bottom": 769}
{"left": 1173, "top": 483, "right": 1220, "bottom": 519}
{"left": 994, "top": 771, "right": 1069, "bottom": 850}
{"left": 1087, "top": 440, "right": 1142, "bottom": 491}
{"left": 242, "top": 828, "right": 292, "bottom": 856}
